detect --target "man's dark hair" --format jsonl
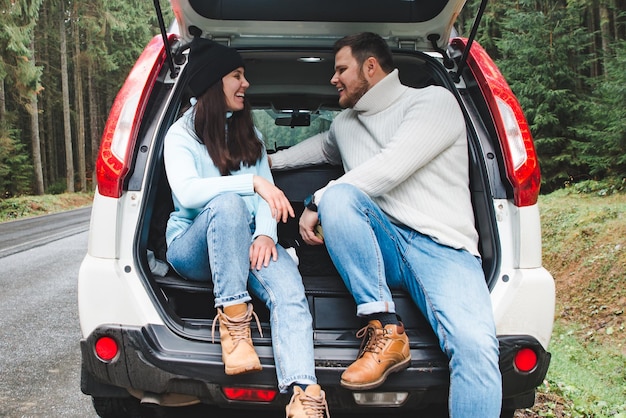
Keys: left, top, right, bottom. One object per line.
{"left": 333, "top": 32, "right": 394, "bottom": 73}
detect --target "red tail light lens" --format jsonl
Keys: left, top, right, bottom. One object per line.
{"left": 95, "top": 35, "right": 169, "bottom": 198}
{"left": 452, "top": 38, "right": 541, "bottom": 207}
{"left": 514, "top": 347, "right": 538, "bottom": 373}
{"left": 222, "top": 387, "right": 278, "bottom": 402}
{"left": 94, "top": 336, "right": 119, "bottom": 362}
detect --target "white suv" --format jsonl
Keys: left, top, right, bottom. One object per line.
{"left": 78, "top": 0, "right": 555, "bottom": 416}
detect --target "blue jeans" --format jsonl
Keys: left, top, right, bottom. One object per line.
{"left": 319, "top": 184, "right": 502, "bottom": 417}
{"left": 166, "top": 193, "right": 316, "bottom": 392}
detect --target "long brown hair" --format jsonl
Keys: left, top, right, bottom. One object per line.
{"left": 193, "top": 80, "right": 263, "bottom": 176}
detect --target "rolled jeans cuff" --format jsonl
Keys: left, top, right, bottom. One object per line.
{"left": 214, "top": 292, "right": 252, "bottom": 308}
{"left": 279, "top": 375, "right": 318, "bottom": 393}
{"left": 356, "top": 301, "right": 396, "bottom": 317}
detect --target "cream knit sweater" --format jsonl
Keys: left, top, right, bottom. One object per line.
{"left": 271, "top": 69, "right": 479, "bottom": 256}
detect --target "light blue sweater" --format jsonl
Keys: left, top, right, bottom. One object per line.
{"left": 163, "top": 104, "right": 277, "bottom": 247}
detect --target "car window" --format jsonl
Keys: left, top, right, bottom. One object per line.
{"left": 253, "top": 109, "right": 339, "bottom": 152}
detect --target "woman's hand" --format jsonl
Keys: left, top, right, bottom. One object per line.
{"left": 253, "top": 175, "right": 295, "bottom": 223}
{"left": 250, "top": 235, "right": 277, "bottom": 270}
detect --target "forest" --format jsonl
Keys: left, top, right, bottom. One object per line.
{"left": 1, "top": 0, "right": 625, "bottom": 197}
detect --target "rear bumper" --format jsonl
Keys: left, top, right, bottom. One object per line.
{"left": 81, "top": 324, "right": 550, "bottom": 412}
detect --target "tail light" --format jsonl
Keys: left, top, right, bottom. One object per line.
{"left": 222, "top": 387, "right": 278, "bottom": 402}
{"left": 94, "top": 336, "right": 119, "bottom": 362}
{"left": 95, "top": 35, "right": 170, "bottom": 198}
{"left": 451, "top": 38, "right": 541, "bottom": 207}
{"left": 514, "top": 347, "right": 538, "bottom": 373}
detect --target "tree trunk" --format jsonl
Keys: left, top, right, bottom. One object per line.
{"left": 612, "top": 1, "right": 618, "bottom": 42}
{"left": 599, "top": 1, "right": 611, "bottom": 78}
{"left": 87, "top": 60, "right": 99, "bottom": 189}
{"left": 28, "top": 39, "right": 45, "bottom": 195}
{"left": 39, "top": 0, "right": 53, "bottom": 188}
{"left": 588, "top": 4, "right": 599, "bottom": 78}
{"left": 0, "top": 78, "right": 6, "bottom": 126}
{"left": 46, "top": 97, "right": 57, "bottom": 185}
{"left": 60, "top": 5, "right": 75, "bottom": 193}
{"left": 28, "top": 93, "right": 45, "bottom": 195}
{"left": 73, "top": 8, "right": 87, "bottom": 191}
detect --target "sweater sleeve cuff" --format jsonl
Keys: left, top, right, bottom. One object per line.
{"left": 313, "top": 180, "right": 336, "bottom": 207}
{"left": 252, "top": 218, "right": 278, "bottom": 243}
{"left": 233, "top": 173, "right": 255, "bottom": 195}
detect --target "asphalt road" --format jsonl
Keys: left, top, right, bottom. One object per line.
{"left": 0, "top": 207, "right": 91, "bottom": 258}
{"left": 0, "top": 222, "right": 94, "bottom": 417}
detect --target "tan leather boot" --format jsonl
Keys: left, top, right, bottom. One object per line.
{"left": 285, "top": 384, "right": 330, "bottom": 418}
{"left": 212, "top": 303, "right": 262, "bottom": 375}
{"left": 340, "top": 320, "right": 411, "bottom": 390}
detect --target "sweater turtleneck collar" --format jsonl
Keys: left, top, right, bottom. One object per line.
{"left": 353, "top": 69, "right": 408, "bottom": 115}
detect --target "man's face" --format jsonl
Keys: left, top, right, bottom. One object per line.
{"left": 331, "top": 46, "right": 370, "bottom": 109}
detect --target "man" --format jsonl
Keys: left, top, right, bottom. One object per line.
{"left": 270, "top": 32, "right": 502, "bottom": 417}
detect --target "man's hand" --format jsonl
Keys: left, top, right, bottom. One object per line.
{"left": 299, "top": 208, "right": 324, "bottom": 246}
{"left": 250, "top": 235, "right": 277, "bottom": 270}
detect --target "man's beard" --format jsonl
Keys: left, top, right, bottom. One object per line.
{"left": 339, "top": 71, "right": 369, "bottom": 109}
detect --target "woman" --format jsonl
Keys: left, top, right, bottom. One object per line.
{"left": 164, "top": 39, "right": 329, "bottom": 417}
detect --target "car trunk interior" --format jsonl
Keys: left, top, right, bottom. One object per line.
{"left": 136, "top": 46, "right": 499, "bottom": 354}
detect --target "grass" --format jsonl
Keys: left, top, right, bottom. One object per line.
{"left": 539, "top": 322, "right": 626, "bottom": 417}
{"left": 0, "top": 192, "right": 94, "bottom": 222}
{"left": 2, "top": 185, "right": 625, "bottom": 417}
{"left": 519, "top": 182, "right": 626, "bottom": 418}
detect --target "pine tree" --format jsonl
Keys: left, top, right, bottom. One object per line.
{"left": 576, "top": 40, "right": 626, "bottom": 179}
{"left": 1, "top": 0, "right": 44, "bottom": 194}
{"left": 0, "top": 130, "right": 34, "bottom": 196}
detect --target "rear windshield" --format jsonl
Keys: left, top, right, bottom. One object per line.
{"left": 253, "top": 109, "right": 339, "bottom": 151}
{"left": 176, "top": 49, "right": 439, "bottom": 152}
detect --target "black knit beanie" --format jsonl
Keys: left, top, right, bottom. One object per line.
{"left": 185, "top": 38, "right": 245, "bottom": 98}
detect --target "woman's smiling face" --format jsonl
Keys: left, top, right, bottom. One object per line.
{"left": 222, "top": 67, "right": 249, "bottom": 112}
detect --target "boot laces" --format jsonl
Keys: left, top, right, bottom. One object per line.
{"left": 211, "top": 305, "right": 263, "bottom": 343}
{"left": 287, "top": 389, "right": 330, "bottom": 418}
{"left": 356, "top": 324, "right": 390, "bottom": 356}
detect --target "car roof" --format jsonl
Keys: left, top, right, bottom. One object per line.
{"left": 169, "top": 0, "right": 467, "bottom": 50}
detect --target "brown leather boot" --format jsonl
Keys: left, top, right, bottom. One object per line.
{"left": 212, "top": 303, "right": 262, "bottom": 375}
{"left": 285, "top": 384, "right": 330, "bottom": 418}
{"left": 340, "top": 320, "right": 411, "bottom": 390}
